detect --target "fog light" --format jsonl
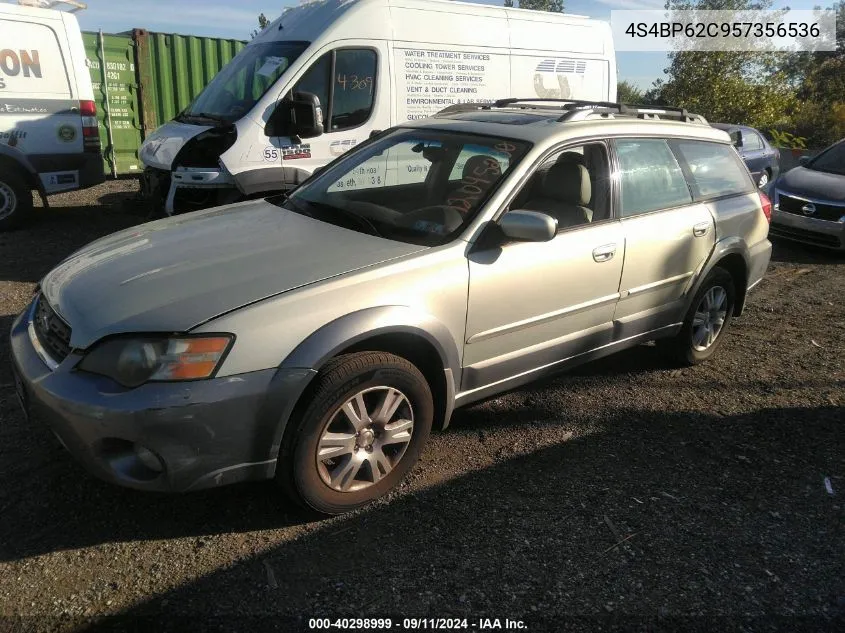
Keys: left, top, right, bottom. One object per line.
{"left": 134, "top": 444, "right": 164, "bottom": 473}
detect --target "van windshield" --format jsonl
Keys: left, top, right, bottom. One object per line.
{"left": 273, "top": 129, "right": 530, "bottom": 246}
{"left": 181, "top": 41, "right": 308, "bottom": 123}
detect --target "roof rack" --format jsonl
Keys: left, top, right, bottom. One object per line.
{"left": 435, "top": 98, "right": 708, "bottom": 125}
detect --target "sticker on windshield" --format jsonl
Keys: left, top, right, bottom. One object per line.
{"left": 256, "top": 56, "right": 288, "bottom": 78}
{"left": 281, "top": 144, "right": 311, "bottom": 160}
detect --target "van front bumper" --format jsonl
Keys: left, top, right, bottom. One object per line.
{"left": 9, "top": 303, "right": 316, "bottom": 492}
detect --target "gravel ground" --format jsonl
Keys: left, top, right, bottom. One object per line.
{"left": 0, "top": 181, "right": 842, "bottom": 632}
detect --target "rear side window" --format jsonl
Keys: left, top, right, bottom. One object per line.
{"left": 616, "top": 139, "right": 692, "bottom": 217}
{"left": 742, "top": 132, "right": 763, "bottom": 151}
{"left": 671, "top": 140, "right": 753, "bottom": 200}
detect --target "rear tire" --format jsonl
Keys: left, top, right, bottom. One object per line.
{"left": 277, "top": 352, "right": 433, "bottom": 515}
{"left": 662, "top": 267, "right": 736, "bottom": 366}
{"left": 0, "top": 171, "right": 34, "bottom": 231}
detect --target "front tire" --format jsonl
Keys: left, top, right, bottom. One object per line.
{"left": 663, "top": 267, "right": 736, "bottom": 366}
{"left": 0, "top": 171, "right": 33, "bottom": 231}
{"left": 277, "top": 352, "right": 433, "bottom": 515}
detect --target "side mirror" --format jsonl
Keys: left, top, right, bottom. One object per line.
{"left": 265, "top": 91, "right": 324, "bottom": 139}
{"left": 729, "top": 130, "right": 743, "bottom": 148}
{"left": 499, "top": 210, "right": 557, "bottom": 242}
{"left": 799, "top": 155, "right": 811, "bottom": 166}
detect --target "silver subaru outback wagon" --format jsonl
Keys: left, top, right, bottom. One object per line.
{"left": 10, "top": 100, "right": 772, "bottom": 514}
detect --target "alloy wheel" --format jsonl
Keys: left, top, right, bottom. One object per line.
{"left": 316, "top": 386, "right": 414, "bottom": 492}
{"left": 0, "top": 181, "right": 17, "bottom": 220}
{"left": 692, "top": 286, "right": 728, "bottom": 351}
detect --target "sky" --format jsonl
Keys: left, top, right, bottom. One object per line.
{"left": 36, "top": 0, "right": 836, "bottom": 90}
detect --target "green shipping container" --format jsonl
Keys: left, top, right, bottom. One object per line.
{"left": 83, "top": 30, "right": 246, "bottom": 177}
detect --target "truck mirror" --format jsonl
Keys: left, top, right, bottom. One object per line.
{"left": 265, "top": 92, "right": 324, "bottom": 139}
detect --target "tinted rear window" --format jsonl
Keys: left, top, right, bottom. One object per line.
{"left": 671, "top": 140, "right": 753, "bottom": 200}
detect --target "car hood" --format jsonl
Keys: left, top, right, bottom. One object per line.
{"left": 40, "top": 200, "right": 426, "bottom": 349}
{"left": 139, "top": 120, "right": 211, "bottom": 170}
{"left": 778, "top": 166, "right": 845, "bottom": 202}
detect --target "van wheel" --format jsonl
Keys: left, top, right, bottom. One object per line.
{"left": 662, "top": 267, "right": 736, "bottom": 366}
{"left": 277, "top": 352, "right": 433, "bottom": 515}
{"left": 0, "top": 171, "right": 33, "bottom": 231}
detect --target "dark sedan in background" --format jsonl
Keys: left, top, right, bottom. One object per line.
{"left": 771, "top": 138, "right": 845, "bottom": 251}
{"left": 712, "top": 123, "right": 780, "bottom": 189}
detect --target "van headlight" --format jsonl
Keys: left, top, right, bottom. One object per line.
{"left": 78, "top": 335, "right": 234, "bottom": 387}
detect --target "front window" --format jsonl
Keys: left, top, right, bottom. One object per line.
{"left": 807, "top": 141, "right": 845, "bottom": 176}
{"left": 273, "top": 129, "right": 530, "bottom": 246}
{"left": 181, "top": 41, "right": 308, "bottom": 123}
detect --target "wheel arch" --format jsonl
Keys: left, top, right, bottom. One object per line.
{"left": 0, "top": 146, "right": 48, "bottom": 204}
{"left": 693, "top": 238, "right": 750, "bottom": 316}
{"left": 268, "top": 306, "right": 461, "bottom": 468}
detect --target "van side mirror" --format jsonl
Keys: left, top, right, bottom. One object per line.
{"left": 730, "top": 130, "right": 743, "bottom": 148}
{"left": 799, "top": 155, "right": 811, "bottom": 166}
{"left": 499, "top": 210, "right": 557, "bottom": 242}
{"left": 265, "top": 91, "right": 324, "bottom": 139}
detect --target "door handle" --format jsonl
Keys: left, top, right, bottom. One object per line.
{"left": 693, "top": 222, "right": 710, "bottom": 237}
{"left": 592, "top": 243, "right": 616, "bottom": 262}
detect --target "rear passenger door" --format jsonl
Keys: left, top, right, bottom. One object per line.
{"left": 738, "top": 129, "right": 765, "bottom": 182}
{"left": 611, "top": 138, "right": 715, "bottom": 338}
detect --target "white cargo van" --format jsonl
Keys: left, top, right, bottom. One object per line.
{"left": 0, "top": 3, "right": 104, "bottom": 230}
{"left": 139, "top": 0, "right": 616, "bottom": 215}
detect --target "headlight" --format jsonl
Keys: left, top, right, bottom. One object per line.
{"left": 78, "top": 335, "right": 233, "bottom": 388}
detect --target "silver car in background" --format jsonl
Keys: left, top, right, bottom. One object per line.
{"left": 10, "top": 100, "right": 772, "bottom": 514}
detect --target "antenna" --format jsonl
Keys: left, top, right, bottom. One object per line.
{"left": 15, "top": 0, "right": 87, "bottom": 12}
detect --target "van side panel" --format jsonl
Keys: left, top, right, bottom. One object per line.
{"left": 508, "top": 15, "right": 614, "bottom": 102}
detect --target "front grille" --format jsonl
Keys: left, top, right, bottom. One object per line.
{"left": 778, "top": 194, "right": 845, "bottom": 222}
{"left": 769, "top": 224, "right": 842, "bottom": 248}
{"left": 33, "top": 296, "right": 72, "bottom": 363}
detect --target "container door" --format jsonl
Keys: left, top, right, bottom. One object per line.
{"left": 83, "top": 32, "right": 143, "bottom": 176}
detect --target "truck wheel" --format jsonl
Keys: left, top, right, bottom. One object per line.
{"left": 662, "top": 267, "right": 736, "bottom": 366}
{"left": 0, "top": 171, "right": 33, "bottom": 231}
{"left": 278, "top": 352, "right": 433, "bottom": 515}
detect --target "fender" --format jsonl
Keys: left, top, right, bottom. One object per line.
{"left": 0, "top": 144, "right": 49, "bottom": 207}
{"left": 281, "top": 305, "right": 462, "bottom": 379}
{"left": 234, "top": 164, "right": 312, "bottom": 196}
{"left": 262, "top": 306, "right": 462, "bottom": 469}
{"left": 686, "top": 236, "right": 751, "bottom": 316}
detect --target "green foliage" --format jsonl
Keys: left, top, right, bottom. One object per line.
{"left": 617, "top": 80, "right": 645, "bottom": 104}
{"left": 768, "top": 130, "right": 807, "bottom": 150}
{"left": 503, "top": 0, "right": 565, "bottom": 11}
{"left": 250, "top": 13, "right": 270, "bottom": 40}
{"left": 642, "top": 0, "right": 844, "bottom": 147}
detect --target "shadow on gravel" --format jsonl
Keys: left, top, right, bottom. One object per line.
{"left": 4, "top": 405, "right": 843, "bottom": 628}
{"left": 770, "top": 239, "right": 845, "bottom": 265}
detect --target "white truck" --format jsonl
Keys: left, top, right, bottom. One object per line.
{"left": 139, "top": 0, "right": 617, "bottom": 215}
{"left": 0, "top": 3, "right": 103, "bottom": 230}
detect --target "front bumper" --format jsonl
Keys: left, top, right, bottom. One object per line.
{"left": 9, "top": 301, "right": 316, "bottom": 492}
{"left": 771, "top": 191, "right": 845, "bottom": 251}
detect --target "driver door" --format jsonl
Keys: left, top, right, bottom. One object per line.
{"left": 462, "top": 142, "right": 625, "bottom": 392}
{"left": 273, "top": 42, "right": 391, "bottom": 186}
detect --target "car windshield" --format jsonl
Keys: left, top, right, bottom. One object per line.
{"left": 181, "top": 41, "right": 308, "bottom": 123}
{"left": 274, "top": 129, "right": 530, "bottom": 246}
{"left": 808, "top": 141, "right": 845, "bottom": 176}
